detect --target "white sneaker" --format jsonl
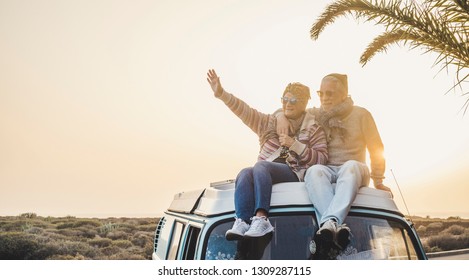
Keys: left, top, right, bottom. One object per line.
{"left": 244, "top": 216, "right": 274, "bottom": 238}
{"left": 225, "top": 218, "right": 250, "bottom": 240}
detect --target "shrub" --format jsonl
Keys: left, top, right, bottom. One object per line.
{"left": 53, "top": 240, "right": 99, "bottom": 259}
{"left": 426, "top": 233, "right": 469, "bottom": 251}
{"left": 21, "top": 222, "right": 33, "bottom": 232}
{"left": 24, "top": 227, "right": 44, "bottom": 235}
{"left": 417, "top": 225, "right": 427, "bottom": 235}
{"left": 1, "top": 221, "right": 32, "bottom": 231}
{"left": 106, "top": 230, "right": 128, "bottom": 240}
{"left": 143, "top": 243, "right": 154, "bottom": 259}
{"left": 56, "top": 222, "right": 76, "bottom": 229}
{"left": 80, "top": 229, "right": 98, "bottom": 239}
{"left": 47, "top": 254, "right": 86, "bottom": 260}
{"left": 100, "top": 245, "right": 121, "bottom": 256}
{"left": 88, "top": 238, "right": 113, "bottom": 248}
{"left": 0, "top": 232, "right": 40, "bottom": 260}
{"left": 32, "top": 241, "right": 63, "bottom": 260}
{"left": 112, "top": 240, "right": 133, "bottom": 249}
{"left": 18, "top": 213, "right": 37, "bottom": 219}
{"left": 56, "top": 229, "right": 83, "bottom": 239}
{"left": 444, "top": 225, "right": 465, "bottom": 236}
{"left": 115, "top": 223, "right": 137, "bottom": 233}
{"left": 107, "top": 251, "right": 146, "bottom": 260}
{"left": 426, "top": 222, "right": 444, "bottom": 233}
{"left": 138, "top": 224, "right": 156, "bottom": 232}
{"left": 98, "top": 222, "right": 119, "bottom": 236}
{"left": 131, "top": 232, "right": 152, "bottom": 247}
{"left": 73, "top": 219, "right": 102, "bottom": 228}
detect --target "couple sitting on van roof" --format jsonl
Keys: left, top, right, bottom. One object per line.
{"left": 206, "top": 69, "right": 391, "bottom": 251}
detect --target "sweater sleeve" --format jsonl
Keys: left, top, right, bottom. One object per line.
{"left": 290, "top": 124, "right": 328, "bottom": 167}
{"left": 362, "top": 110, "right": 385, "bottom": 186}
{"left": 217, "top": 90, "right": 270, "bottom": 136}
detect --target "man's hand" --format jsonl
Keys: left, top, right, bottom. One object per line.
{"left": 276, "top": 113, "right": 292, "bottom": 136}
{"left": 206, "top": 69, "right": 223, "bottom": 97}
{"left": 375, "top": 184, "right": 393, "bottom": 198}
{"left": 279, "top": 134, "right": 295, "bottom": 148}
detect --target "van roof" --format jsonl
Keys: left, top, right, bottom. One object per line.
{"left": 167, "top": 180, "right": 401, "bottom": 217}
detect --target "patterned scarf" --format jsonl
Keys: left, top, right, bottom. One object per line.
{"left": 259, "top": 112, "right": 305, "bottom": 147}
{"left": 313, "top": 97, "right": 354, "bottom": 142}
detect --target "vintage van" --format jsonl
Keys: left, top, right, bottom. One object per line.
{"left": 152, "top": 180, "right": 427, "bottom": 260}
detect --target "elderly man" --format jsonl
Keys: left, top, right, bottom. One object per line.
{"left": 277, "top": 73, "right": 391, "bottom": 251}
{"left": 206, "top": 69, "right": 328, "bottom": 241}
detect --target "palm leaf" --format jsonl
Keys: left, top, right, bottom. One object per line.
{"left": 310, "top": 0, "right": 469, "bottom": 112}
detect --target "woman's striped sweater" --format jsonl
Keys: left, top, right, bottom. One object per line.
{"left": 218, "top": 90, "right": 328, "bottom": 181}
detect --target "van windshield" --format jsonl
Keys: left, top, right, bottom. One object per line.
{"left": 203, "top": 214, "right": 418, "bottom": 260}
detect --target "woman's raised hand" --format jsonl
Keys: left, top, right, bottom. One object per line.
{"left": 206, "top": 69, "right": 223, "bottom": 97}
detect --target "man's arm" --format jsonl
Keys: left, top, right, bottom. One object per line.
{"left": 274, "top": 110, "right": 291, "bottom": 136}
{"left": 362, "top": 110, "right": 393, "bottom": 196}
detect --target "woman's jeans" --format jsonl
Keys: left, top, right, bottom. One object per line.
{"left": 304, "top": 160, "right": 370, "bottom": 225}
{"left": 235, "top": 161, "right": 299, "bottom": 222}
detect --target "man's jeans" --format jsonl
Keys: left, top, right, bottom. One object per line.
{"left": 235, "top": 161, "right": 299, "bottom": 222}
{"left": 304, "top": 160, "right": 370, "bottom": 225}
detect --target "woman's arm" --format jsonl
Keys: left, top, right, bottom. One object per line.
{"left": 206, "top": 69, "right": 270, "bottom": 135}
{"left": 289, "top": 124, "right": 328, "bottom": 167}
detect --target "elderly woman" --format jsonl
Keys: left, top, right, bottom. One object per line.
{"left": 206, "top": 69, "right": 328, "bottom": 240}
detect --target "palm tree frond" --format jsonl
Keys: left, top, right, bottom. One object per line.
{"left": 310, "top": 0, "right": 469, "bottom": 113}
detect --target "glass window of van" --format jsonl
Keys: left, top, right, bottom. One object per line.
{"left": 167, "top": 221, "right": 185, "bottom": 260}
{"left": 182, "top": 226, "right": 201, "bottom": 260}
{"left": 204, "top": 215, "right": 317, "bottom": 260}
{"left": 336, "top": 216, "right": 418, "bottom": 260}
{"left": 203, "top": 214, "right": 418, "bottom": 260}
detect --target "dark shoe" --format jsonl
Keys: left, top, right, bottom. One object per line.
{"left": 316, "top": 219, "right": 337, "bottom": 242}
{"left": 309, "top": 235, "right": 340, "bottom": 260}
{"left": 336, "top": 224, "right": 351, "bottom": 250}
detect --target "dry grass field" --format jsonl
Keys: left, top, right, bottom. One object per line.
{"left": 1, "top": 213, "right": 468, "bottom": 259}
{"left": 411, "top": 216, "right": 469, "bottom": 253}
{"left": 0, "top": 213, "right": 160, "bottom": 260}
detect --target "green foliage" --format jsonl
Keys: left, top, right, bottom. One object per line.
{"left": 444, "top": 224, "right": 465, "bottom": 235}
{"left": 131, "top": 231, "right": 152, "bottom": 248}
{"left": 2, "top": 214, "right": 467, "bottom": 260}
{"left": 72, "top": 219, "right": 102, "bottom": 228}
{"left": 415, "top": 217, "right": 469, "bottom": 253}
{"left": 47, "top": 254, "right": 86, "bottom": 260}
{"left": 98, "top": 222, "right": 120, "bottom": 236}
{"left": 107, "top": 251, "right": 147, "bottom": 260}
{"left": 18, "top": 213, "right": 37, "bottom": 219}
{"left": 112, "top": 240, "right": 133, "bottom": 249}
{"left": 88, "top": 238, "right": 113, "bottom": 248}
{"left": 417, "top": 225, "right": 427, "bottom": 234}
{"left": 447, "top": 216, "right": 462, "bottom": 220}
{"left": 310, "top": 0, "right": 469, "bottom": 112}
{"left": 21, "top": 222, "right": 33, "bottom": 232}
{"left": 100, "top": 245, "right": 121, "bottom": 256}
{"left": 426, "top": 222, "right": 444, "bottom": 231}
{"left": 426, "top": 232, "right": 469, "bottom": 251}
{"left": 0, "top": 232, "right": 39, "bottom": 260}
{"left": 0, "top": 215, "right": 157, "bottom": 260}
{"left": 106, "top": 230, "right": 127, "bottom": 240}
{"left": 138, "top": 224, "right": 157, "bottom": 232}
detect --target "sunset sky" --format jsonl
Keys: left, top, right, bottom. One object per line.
{"left": 1, "top": 0, "right": 468, "bottom": 218}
